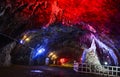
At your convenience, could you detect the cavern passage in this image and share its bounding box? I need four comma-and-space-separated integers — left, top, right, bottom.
0, 0, 120, 68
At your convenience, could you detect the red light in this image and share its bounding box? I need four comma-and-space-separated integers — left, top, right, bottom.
60, 58, 65, 64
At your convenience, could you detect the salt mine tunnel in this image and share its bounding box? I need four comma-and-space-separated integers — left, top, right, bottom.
0, 0, 120, 71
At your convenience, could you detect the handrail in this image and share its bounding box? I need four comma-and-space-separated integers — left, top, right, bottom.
73, 62, 120, 77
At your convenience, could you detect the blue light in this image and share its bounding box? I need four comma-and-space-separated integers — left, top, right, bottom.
20, 40, 23, 44
37, 48, 45, 54
35, 47, 45, 56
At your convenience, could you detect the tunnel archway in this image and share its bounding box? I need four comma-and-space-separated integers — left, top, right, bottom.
10, 22, 120, 66
11, 23, 84, 65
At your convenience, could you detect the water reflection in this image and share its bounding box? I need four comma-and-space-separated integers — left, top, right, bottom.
30, 70, 43, 73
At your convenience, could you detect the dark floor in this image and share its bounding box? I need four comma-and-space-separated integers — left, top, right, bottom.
0, 65, 103, 77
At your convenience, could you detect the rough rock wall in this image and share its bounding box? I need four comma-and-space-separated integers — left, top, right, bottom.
0, 42, 16, 66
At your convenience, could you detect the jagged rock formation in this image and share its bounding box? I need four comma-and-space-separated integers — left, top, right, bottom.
0, 0, 120, 37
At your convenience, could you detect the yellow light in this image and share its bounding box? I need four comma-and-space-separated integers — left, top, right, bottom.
52, 54, 57, 59
52, 55, 56, 58
48, 52, 54, 57
25, 38, 30, 42
22, 35, 27, 39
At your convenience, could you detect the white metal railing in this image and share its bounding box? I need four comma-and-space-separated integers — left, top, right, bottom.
73, 62, 120, 77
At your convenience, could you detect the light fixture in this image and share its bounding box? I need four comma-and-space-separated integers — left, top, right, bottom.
104, 61, 108, 65
25, 37, 30, 42
20, 40, 23, 44
35, 47, 45, 56
48, 52, 54, 57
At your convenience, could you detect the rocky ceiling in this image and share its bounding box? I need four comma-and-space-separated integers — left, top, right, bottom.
0, 0, 120, 37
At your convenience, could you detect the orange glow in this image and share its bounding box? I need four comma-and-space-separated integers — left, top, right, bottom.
60, 58, 66, 64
